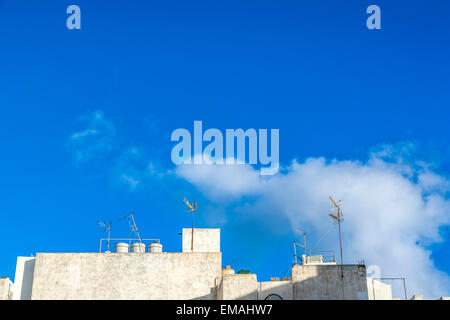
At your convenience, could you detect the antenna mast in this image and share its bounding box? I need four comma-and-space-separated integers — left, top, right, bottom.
97, 220, 112, 251
183, 198, 197, 251
118, 212, 144, 251
328, 196, 344, 265
294, 230, 307, 265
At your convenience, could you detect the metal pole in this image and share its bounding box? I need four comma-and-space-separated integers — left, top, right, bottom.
107, 229, 110, 251
131, 214, 142, 243
403, 278, 407, 300
338, 208, 343, 265
191, 210, 195, 251
130, 213, 144, 252
338, 208, 345, 299
293, 241, 297, 265
304, 234, 307, 257
372, 278, 376, 300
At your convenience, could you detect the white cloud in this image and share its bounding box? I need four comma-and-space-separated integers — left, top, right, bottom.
112, 147, 166, 190
67, 111, 166, 190
65, 113, 450, 298
67, 110, 117, 162
120, 173, 140, 189
176, 145, 450, 298
175, 156, 263, 200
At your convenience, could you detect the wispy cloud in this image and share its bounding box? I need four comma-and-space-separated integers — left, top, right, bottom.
111, 147, 166, 190
175, 144, 450, 298
67, 111, 117, 162
67, 111, 166, 191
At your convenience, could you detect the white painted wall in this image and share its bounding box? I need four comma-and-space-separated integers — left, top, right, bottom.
31, 252, 221, 300
0, 278, 13, 300
259, 281, 293, 300
292, 264, 368, 300
218, 274, 294, 300
367, 278, 393, 300
182, 228, 220, 253
12, 257, 35, 300
218, 274, 258, 300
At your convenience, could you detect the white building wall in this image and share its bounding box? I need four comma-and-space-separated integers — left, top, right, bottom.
0, 277, 13, 300
367, 278, 393, 300
292, 264, 368, 300
182, 228, 220, 253
258, 281, 293, 300
12, 256, 35, 300
218, 274, 258, 300
218, 274, 294, 300
30, 252, 221, 300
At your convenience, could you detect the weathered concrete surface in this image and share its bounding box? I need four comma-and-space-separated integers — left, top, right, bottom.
259, 281, 293, 300
31, 252, 221, 300
218, 276, 293, 300
292, 264, 368, 300
218, 274, 258, 300
182, 228, 220, 253
12, 257, 35, 300
367, 278, 392, 300
0, 277, 13, 300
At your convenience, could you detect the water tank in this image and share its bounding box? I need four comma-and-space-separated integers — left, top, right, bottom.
238, 270, 251, 274
115, 242, 129, 253
148, 241, 162, 253
270, 277, 280, 281
222, 265, 235, 275
131, 242, 146, 253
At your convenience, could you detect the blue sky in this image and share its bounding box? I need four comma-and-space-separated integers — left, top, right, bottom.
1, 0, 450, 298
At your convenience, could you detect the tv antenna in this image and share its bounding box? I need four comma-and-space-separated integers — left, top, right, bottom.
328, 196, 344, 266
293, 230, 307, 265
183, 198, 197, 251
118, 212, 144, 251
97, 220, 112, 251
